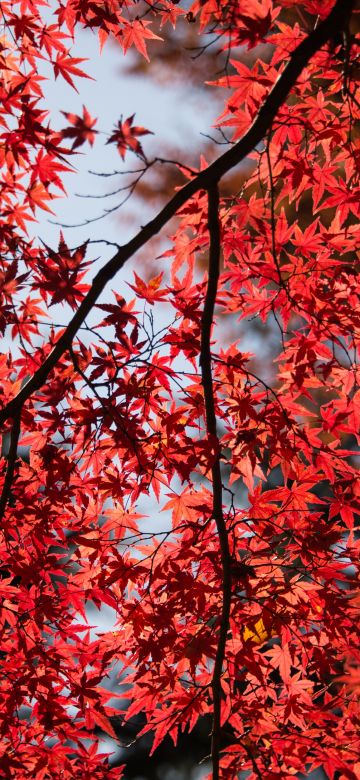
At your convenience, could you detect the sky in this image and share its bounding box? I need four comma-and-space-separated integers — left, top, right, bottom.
38, 22, 219, 251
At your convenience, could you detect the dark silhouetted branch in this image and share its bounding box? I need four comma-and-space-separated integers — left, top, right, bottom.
201, 184, 232, 780
0, 413, 21, 522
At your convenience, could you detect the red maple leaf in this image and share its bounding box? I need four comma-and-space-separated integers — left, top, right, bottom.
106, 114, 153, 160
53, 53, 93, 91
61, 105, 98, 149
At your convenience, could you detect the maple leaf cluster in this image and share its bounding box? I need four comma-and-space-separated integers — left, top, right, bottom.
0, 1, 359, 780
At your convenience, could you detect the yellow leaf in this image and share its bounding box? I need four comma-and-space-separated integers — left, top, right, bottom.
243, 617, 268, 645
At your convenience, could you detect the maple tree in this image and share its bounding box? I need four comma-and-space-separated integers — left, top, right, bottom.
0, 0, 359, 778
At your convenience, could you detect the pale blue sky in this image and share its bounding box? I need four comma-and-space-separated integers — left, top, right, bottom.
38, 24, 219, 253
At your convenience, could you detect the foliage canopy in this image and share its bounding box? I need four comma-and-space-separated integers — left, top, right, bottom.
0, 1, 359, 778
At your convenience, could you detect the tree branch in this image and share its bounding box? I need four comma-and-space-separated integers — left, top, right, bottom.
201, 185, 231, 780
0, 413, 21, 521
0, 0, 354, 429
